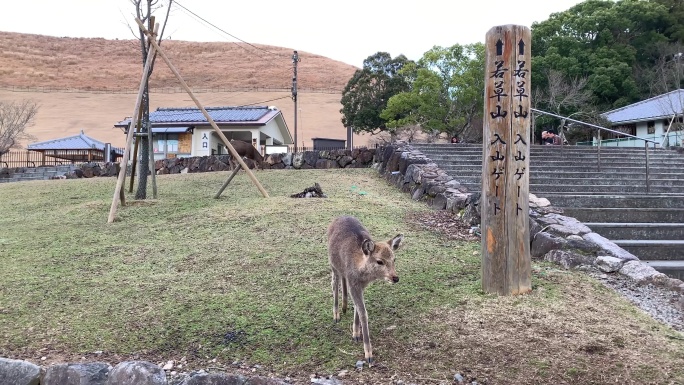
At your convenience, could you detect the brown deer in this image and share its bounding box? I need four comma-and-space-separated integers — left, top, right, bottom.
327, 216, 404, 366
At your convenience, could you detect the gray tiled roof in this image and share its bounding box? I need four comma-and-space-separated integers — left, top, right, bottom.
27, 131, 121, 153
115, 106, 276, 127
152, 106, 269, 123
603, 89, 684, 124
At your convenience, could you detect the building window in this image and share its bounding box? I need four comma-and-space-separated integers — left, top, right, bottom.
154, 134, 180, 153
647, 121, 655, 134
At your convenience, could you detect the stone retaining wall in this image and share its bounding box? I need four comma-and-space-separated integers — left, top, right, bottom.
27, 148, 378, 180
0, 357, 289, 385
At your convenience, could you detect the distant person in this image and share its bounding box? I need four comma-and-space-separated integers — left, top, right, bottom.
451, 135, 460, 144
542, 131, 558, 145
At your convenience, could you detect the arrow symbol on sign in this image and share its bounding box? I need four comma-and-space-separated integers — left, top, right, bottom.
518, 39, 525, 55
496, 39, 503, 56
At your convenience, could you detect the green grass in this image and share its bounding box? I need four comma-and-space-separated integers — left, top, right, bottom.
1, 169, 682, 384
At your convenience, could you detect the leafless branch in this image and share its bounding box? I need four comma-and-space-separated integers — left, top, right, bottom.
0, 100, 38, 154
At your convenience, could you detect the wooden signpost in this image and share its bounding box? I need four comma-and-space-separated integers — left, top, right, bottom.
481, 25, 532, 295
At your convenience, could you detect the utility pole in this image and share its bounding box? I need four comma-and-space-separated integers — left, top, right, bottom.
292, 50, 300, 152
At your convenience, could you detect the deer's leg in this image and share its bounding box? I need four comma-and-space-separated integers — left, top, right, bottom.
352, 304, 361, 342
331, 271, 340, 323
349, 287, 373, 366
341, 277, 348, 314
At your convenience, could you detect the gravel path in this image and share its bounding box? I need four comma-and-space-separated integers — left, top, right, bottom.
584, 267, 684, 333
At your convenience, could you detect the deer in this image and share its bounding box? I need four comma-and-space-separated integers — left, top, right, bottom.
327, 215, 404, 367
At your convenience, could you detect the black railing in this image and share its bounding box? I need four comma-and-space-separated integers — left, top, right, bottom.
531, 108, 659, 193
0, 148, 125, 168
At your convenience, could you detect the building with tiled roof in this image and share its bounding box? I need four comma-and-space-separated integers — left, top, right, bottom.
114, 106, 292, 159
602, 90, 684, 147
27, 131, 124, 163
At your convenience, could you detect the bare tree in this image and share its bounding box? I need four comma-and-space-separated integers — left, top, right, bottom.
129, 0, 173, 199
0, 100, 38, 155
533, 69, 596, 143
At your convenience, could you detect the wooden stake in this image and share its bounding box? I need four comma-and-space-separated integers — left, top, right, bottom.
134, 18, 270, 199
214, 165, 242, 199
108, 23, 160, 223
481, 25, 532, 295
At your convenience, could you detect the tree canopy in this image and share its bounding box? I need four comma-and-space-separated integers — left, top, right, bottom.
531, 0, 672, 111
339, 52, 412, 135
380, 43, 485, 139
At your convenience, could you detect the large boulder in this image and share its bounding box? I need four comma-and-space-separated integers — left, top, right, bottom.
180, 372, 290, 385
619, 261, 667, 283
281, 152, 293, 167
0, 358, 40, 385
292, 152, 305, 169
543, 249, 594, 269
43, 362, 111, 385
303, 151, 319, 167
106, 361, 166, 385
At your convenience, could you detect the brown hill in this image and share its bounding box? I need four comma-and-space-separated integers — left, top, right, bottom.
0, 31, 371, 148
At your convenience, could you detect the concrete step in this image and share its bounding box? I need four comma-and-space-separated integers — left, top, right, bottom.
545, 194, 684, 209
613, 240, 684, 260
584, 222, 684, 240
641, 260, 684, 280
462, 183, 682, 194
422, 153, 684, 162
562, 208, 684, 223
443, 165, 677, 173
453, 176, 684, 187
443, 170, 684, 181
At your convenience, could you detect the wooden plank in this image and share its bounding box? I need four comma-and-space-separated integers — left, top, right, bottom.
505, 25, 531, 295
481, 25, 531, 295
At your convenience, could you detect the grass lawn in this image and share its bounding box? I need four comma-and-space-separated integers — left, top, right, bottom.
0, 169, 682, 384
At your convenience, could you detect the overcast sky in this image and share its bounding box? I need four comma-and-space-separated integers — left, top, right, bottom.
1, 0, 585, 67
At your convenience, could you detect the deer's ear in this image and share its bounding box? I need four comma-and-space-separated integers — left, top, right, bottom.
362, 239, 375, 256
388, 234, 404, 251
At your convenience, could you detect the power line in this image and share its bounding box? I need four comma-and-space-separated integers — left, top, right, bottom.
170, 1, 309, 90
238, 95, 291, 107
173, 1, 287, 60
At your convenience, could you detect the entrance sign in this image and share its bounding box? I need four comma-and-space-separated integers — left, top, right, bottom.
481, 25, 531, 295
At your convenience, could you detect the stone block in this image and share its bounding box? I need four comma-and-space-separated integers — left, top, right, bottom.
0, 358, 40, 385
106, 361, 166, 385
43, 362, 110, 385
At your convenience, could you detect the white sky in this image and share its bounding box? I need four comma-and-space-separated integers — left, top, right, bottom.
0, 0, 585, 67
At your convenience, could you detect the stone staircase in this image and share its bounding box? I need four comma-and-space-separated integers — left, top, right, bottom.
411, 143, 684, 279
0, 165, 75, 183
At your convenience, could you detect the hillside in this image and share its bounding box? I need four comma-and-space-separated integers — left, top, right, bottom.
0, 31, 368, 148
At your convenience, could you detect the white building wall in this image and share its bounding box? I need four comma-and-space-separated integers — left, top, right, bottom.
192, 128, 214, 157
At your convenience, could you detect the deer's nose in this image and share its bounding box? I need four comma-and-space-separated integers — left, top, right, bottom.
392, 276, 399, 283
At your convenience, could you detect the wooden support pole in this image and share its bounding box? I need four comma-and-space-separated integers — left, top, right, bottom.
214, 165, 242, 199
107, 23, 160, 223
134, 18, 270, 199
481, 25, 532, 295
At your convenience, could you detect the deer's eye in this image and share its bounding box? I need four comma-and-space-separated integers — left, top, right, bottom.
376, 260, 385, 265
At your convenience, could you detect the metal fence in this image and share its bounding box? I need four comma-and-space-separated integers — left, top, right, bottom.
0, 148, 125, 168
0, 85, 342, 95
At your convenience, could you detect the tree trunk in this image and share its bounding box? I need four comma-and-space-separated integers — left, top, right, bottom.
135, 83, 150, 199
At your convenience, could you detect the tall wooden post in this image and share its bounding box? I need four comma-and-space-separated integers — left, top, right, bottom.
481, 25, 532, 295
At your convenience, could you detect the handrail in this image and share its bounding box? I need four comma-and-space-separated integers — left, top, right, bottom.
531, 108, 657, 193
531, 108, 659, 144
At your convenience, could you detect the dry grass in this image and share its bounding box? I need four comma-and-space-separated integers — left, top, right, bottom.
0, 31, 375, 147
0, 170, 682, 385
